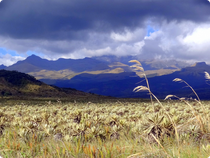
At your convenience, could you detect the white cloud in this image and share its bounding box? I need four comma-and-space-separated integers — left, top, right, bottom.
0, 54, 25, 66
115, 41, 145, 56
178, 25, 210, 54
111, 31, 133, 42
111, 28, 145, 42
144, 30, 162, 40
140, 20, 210, 62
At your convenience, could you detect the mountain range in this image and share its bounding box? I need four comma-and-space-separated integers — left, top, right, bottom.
1, 55, 189, 79
6, 55, 110, 73
42, 62, 210, 99
1, 55, 210, 99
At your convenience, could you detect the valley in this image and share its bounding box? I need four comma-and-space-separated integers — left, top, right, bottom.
1, 55, 210, 100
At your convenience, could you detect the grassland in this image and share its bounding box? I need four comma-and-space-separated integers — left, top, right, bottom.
0, 98, 209, 158
0, 60, 209, 158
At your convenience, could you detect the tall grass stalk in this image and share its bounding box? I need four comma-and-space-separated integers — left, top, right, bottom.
173, 77, 206, 114
130, 60, 181, 158
173, 78, 201, 102
129, 60, 154, 111
170, 77, 209, 134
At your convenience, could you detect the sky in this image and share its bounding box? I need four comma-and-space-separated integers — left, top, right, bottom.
0, 0, 210, 66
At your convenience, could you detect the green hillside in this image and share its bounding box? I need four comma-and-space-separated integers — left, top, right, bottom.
0, 70, 96, 100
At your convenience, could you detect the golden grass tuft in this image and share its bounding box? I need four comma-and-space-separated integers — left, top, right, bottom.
204, 71, 210, 80
129, 60, 142, 66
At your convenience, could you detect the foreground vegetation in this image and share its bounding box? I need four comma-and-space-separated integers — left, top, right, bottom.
0, 99, 209, 157
0, 60, 209, 157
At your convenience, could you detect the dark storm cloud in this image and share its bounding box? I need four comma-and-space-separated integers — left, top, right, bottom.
1, 0, 210, 66
0, 0, 210, 40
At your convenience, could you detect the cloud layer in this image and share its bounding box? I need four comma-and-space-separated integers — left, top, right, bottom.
0, 0, 210, 65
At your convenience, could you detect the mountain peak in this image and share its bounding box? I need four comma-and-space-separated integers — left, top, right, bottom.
26, 54, 42, 60
195, 62, 207, 66
0, 64, 7, 69
191, 62, 208, 67
25, 55, 45, 64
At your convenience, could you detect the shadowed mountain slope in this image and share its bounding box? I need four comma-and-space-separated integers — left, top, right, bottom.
42, 62, 210, 99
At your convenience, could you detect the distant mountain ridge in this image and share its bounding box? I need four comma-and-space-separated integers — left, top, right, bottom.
43, 62, 210, 99
92, 55, 190, 70
0, 55, 209, 99
6, 55, 110, 73
0, 55, 191, 81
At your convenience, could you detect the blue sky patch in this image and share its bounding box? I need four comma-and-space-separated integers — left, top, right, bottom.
146, 25, 158, 37
0, 47, 21, 56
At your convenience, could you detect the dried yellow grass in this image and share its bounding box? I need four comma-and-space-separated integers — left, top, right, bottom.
129, 60, 142, 66
164, 95, 176, 100
133, 86, 149, 92
130, 65, 144, 71
173, 78, 183, 82
204, 71, 210, 80
129, 59, 154, 110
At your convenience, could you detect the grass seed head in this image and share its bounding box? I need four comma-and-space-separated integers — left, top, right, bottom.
130, 65, 144, 71
204, 71, 210, 80
129, 60, 142, 66
173, 78, 183, 82
133, 86, 149, 92
179, 97, 186, 101
165, 95, 175, 100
